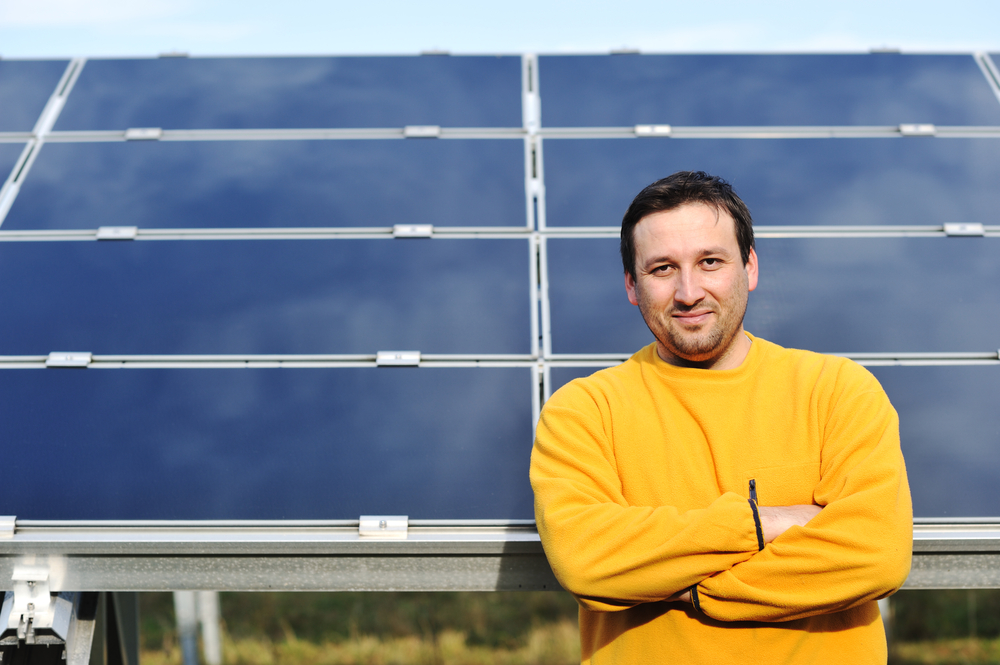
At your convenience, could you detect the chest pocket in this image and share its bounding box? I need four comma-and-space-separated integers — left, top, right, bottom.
746, 462, 822, 506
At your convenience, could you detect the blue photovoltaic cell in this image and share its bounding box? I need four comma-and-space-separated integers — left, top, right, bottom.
4, 140, 525, 230
539, 54, 1000, 127
55, 56, 522, 130
870, 366, 1000, 518
0, 239, 530, 355
0, 367, 534, 520
547, 237, 1000, 354
543, 138, 1000, 227
0, 143, 26, 181
0, 60, 68, 132
548, 365, 1000, 518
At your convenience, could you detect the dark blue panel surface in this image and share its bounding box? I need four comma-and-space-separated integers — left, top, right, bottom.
0, 143, 26, 182
547, 237, 1000, 354
0, 239, 530, 354
543, 138, 1000, 227
5, 140, 525, 230
540, 54, 1000, 127
0, 60, 68, 132
548, 365, 1000, 518
0, 367, 534, 519
55, 56, 522, 130
871, 366, 1000, 518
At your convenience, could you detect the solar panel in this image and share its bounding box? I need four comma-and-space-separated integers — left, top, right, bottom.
4, 139, 526, 230
539, 54, 1000, 127
547, 237, 1000, 354
0, 239, 532, 355
0, 60, 69, 132
543, 137, 1000, 227
0, 367, 534, 519
1, 53, 997, 582
54, 56, 523, 130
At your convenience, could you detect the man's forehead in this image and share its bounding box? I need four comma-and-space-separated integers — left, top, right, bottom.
634, 202, 738, 244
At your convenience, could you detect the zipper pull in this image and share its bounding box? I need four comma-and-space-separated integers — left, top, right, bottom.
749, 478, 758, 504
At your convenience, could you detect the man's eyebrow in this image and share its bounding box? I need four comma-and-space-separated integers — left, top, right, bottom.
642, 247, 732, 268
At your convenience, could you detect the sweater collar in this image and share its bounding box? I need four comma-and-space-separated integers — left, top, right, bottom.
638, 332, 766, 383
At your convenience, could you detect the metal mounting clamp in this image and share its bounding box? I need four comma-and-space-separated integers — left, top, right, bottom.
634, 124, 672, 137
359, 516, 408, 539
124, 127, 163, 141
899, 123, 936, 136
45, 352, 92, 368
376, 351, 420, 367
96, 226, 138, 240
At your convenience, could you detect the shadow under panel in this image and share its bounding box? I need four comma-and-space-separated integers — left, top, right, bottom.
547, 236, 1000, 354
547, 364, 1000, 518
539, 53, 1000, 127
55, 56, 523, 130
543, 137, 1000, 227
0, 60, 69, 132
0, 366, 534, 520
5, 139, 526, 230
0, 238, 531, 355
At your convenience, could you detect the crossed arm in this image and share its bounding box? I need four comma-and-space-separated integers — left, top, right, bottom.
530, 381, 913, 622
669, 504, 822, 603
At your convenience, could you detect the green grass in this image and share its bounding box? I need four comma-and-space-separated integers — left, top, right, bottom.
140, 590, 1000, 665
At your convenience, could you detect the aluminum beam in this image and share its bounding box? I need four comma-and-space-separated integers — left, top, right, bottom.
0, 522, 996, 591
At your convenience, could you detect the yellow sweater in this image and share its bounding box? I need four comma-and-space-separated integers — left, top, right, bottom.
531, 336, 912, 664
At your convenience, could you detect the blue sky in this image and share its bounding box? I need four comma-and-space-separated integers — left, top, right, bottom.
1, 0, 999, 58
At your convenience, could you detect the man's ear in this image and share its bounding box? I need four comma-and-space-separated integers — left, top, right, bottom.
746, 248, 759, 293
625, 271, 640, 306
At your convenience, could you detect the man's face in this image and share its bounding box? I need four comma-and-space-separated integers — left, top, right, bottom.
624, 202, 758, 369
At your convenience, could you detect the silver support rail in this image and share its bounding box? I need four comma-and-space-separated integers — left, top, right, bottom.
0, 521, 995, 591
539, 125, 1000, 139
0, 522, 558, 592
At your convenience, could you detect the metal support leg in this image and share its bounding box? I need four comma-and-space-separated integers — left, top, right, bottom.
196, 593, 220, 665
173, 593, 198, 665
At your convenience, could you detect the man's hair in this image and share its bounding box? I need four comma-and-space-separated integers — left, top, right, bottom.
620, 171, 755, 280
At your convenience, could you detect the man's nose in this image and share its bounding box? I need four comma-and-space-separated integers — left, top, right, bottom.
673, 270, 706, 305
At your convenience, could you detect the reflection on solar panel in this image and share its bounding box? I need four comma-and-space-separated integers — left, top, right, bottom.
1, 52, 999, 521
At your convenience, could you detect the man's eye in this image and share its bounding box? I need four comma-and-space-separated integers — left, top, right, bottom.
702, 258, 721, 268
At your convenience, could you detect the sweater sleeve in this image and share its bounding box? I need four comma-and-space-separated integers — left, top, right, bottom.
695, 371, 913, 622
530, 382, 761, 612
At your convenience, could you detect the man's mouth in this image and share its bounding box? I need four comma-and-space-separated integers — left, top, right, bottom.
671, 310, 714, 326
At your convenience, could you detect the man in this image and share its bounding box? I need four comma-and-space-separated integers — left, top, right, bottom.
530, 171, 912, 664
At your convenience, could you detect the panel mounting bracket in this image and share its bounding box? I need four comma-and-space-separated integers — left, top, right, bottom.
943, 222, 985, 236
634, 124, 672, 137
359, 515, 408, 539
45, 352, 92, 368
96, 226, 138, 240
393, 224, 433, 238
403, 125, 441, 138
898, 123, 936, 136
124, 127, 163, 141
375, 351, 421, 367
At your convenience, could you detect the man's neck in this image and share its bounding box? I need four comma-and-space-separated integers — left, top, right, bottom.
655, 328, 753, 371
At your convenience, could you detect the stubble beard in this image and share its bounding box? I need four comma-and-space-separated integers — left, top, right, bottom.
637, 280, 749, 364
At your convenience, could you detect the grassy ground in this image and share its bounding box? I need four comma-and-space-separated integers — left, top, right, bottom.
139, 590, 1000, 665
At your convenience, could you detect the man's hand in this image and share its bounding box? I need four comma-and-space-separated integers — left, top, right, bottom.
758, 504, 822, 543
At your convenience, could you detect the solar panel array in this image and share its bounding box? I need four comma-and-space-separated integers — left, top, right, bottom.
1, 53, 998, 521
